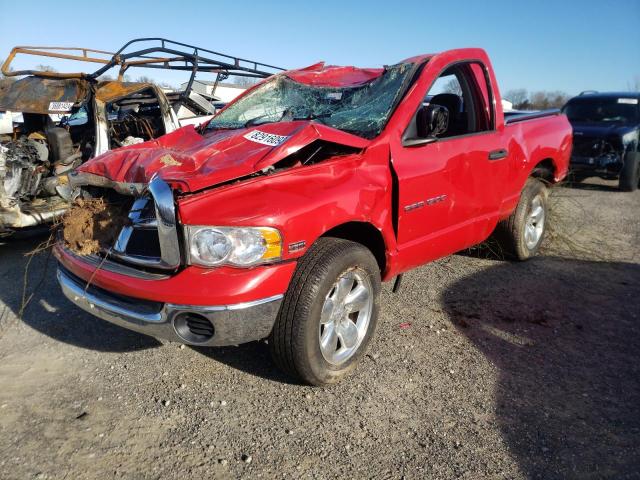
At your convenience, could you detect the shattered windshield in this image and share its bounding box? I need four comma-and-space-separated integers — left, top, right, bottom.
564, 98, 639, 123
207, 63, 414, 139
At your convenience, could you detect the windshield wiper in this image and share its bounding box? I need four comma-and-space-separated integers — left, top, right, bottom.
244, 114, 280, 128
244, 111, 331, 128
294, 113, 331, 120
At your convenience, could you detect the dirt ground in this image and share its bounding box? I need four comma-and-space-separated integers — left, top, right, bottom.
0, 178, 639, 480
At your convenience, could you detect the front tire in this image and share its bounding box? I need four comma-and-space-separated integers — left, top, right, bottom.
494, 178, 549, 261
269, 237, 381, 386
619, 151, 640, 192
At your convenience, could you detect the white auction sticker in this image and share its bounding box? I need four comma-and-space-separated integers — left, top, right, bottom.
618, 98, 638, 105
243, 130, 289, 147
48, 101, 74, 112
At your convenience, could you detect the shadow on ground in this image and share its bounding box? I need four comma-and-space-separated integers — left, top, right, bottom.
191, 342, 300, 385
442, 256, 640, 479
562, 177, 621, 192
0, 236, 161, 352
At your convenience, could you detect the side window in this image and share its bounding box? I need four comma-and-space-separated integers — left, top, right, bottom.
418, 62, 494, 139
427, 73, 462, 97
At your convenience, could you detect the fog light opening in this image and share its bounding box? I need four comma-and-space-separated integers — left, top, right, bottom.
173, 312, 215, 344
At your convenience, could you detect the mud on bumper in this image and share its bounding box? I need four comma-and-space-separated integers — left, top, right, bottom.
57, 267, 283, 346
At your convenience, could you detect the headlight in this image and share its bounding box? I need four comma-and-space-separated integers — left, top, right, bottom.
622, 131, 638, 146
186, 226, 282, 267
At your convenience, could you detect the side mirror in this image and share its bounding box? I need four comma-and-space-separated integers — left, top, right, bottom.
403, 103, 450, 147
417, 104, 449, 138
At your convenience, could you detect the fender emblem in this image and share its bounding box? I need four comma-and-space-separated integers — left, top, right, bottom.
404, 194, 447, 212
426, 194, 447, 205
288, 241, 306, 253
404, 201, 425, 212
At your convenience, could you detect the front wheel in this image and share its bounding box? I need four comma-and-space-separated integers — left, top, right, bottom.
494, 178, 549, 261
619, 151, 640, 192
269, 237, 380, 386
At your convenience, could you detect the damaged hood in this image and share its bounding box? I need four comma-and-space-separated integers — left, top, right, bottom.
76, 122, 370, 192
572, 122, 638, 138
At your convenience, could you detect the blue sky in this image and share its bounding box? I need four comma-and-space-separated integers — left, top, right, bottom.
1, 0, 638, 96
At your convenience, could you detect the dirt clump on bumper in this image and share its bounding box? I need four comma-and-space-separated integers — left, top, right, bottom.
61, 198, 129, 256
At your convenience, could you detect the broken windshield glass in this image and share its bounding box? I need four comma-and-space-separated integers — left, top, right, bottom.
207, 63, 414, 139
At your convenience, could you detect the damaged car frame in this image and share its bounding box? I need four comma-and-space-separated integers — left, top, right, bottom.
0, 38, 282, 234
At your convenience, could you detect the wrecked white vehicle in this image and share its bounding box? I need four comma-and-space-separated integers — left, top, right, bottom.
0, 39, 282, 234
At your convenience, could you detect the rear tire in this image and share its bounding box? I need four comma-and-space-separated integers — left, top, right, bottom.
269, 237, 380, 386
494, 178, 549, 261
619, 151, 640, 192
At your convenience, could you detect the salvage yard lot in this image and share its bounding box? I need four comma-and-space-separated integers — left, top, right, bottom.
0, 179, 639, 479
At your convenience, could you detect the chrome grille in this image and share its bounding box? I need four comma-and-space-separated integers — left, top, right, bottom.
110, 176, 181, 271
572, 137, 614, 158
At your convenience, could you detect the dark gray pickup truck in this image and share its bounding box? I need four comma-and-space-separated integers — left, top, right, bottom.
562, 92, 640, 191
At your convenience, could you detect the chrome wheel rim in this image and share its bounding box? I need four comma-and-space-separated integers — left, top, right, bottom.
524, 194, 545, 250
319, 269, 373, 366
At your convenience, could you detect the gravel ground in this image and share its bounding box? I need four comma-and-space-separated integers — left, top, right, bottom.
0, 178, 639, 480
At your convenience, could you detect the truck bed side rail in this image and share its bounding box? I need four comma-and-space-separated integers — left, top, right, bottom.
504, 109, 562, 125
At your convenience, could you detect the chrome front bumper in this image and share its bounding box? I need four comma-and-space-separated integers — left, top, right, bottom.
57, 268, 283, 346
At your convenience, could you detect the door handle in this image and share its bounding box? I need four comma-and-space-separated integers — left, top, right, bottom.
488, 149, 508, 161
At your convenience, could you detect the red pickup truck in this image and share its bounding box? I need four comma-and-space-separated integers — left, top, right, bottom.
55, 48, 572, 385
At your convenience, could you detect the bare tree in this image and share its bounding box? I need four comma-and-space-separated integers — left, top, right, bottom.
504, 89, 529, 109
509, 90, 571, 110
136, 75, 155, 84
34, 64, 57, 73
0, 58, 16, 88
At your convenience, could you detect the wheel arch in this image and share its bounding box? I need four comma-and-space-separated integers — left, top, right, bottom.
320, 221, 387, 274
531, 158, 557, 183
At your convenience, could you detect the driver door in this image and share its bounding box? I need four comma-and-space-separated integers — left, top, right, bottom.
391, 61, 509, 270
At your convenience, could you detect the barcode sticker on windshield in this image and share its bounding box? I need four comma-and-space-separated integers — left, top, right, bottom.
244, 130, 289, 147
48, 101, 74, 112
618, 98, 638, 105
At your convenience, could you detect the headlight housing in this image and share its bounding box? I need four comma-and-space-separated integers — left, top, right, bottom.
621, 131, 638, 147
186, 226, 282, 267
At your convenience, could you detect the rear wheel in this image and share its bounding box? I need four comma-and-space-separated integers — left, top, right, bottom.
269, 237, 380, 385
619, 151, 640, 192
494, 178, 549, 261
